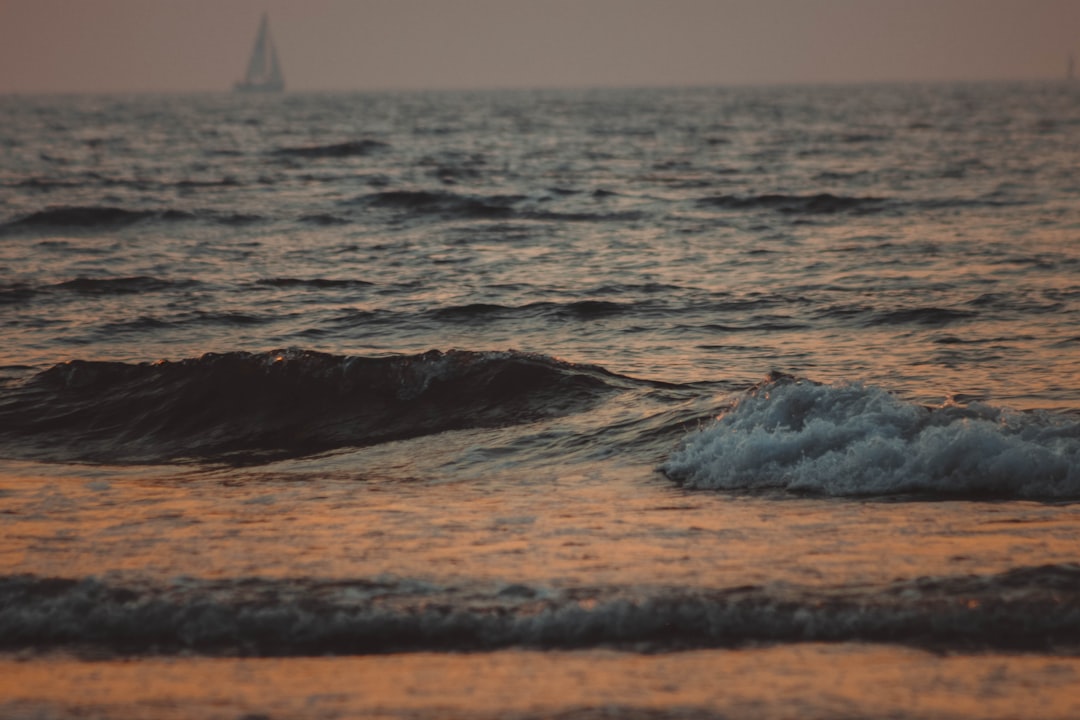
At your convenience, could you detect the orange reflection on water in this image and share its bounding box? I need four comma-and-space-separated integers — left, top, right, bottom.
3, 647, 1079, 719
4, 458, 1080, 590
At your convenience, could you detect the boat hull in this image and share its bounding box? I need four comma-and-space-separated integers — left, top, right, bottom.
234, 81, 285, 93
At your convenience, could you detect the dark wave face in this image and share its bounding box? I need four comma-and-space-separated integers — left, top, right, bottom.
662, 374, 1080, 500
0, 349, 627, 464
3, 564, 1078, 657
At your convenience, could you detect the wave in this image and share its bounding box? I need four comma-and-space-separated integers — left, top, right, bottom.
0, 206, 265, 234
815, 304, 980, 327
174, 177, 240, 189
95, 310, 275, 335
0, 206, 191, 231
3, 177, 84, 191
1, 276, 198, 304
3, 564, 1078, 657
694, 193, 1026, 216
255, 277, 374, 289
272, 139, 390, 159
358, 189, 523, 219
697, 193, 886, 214
871, 307, 979, 326
0, 348, 626, 465
429, 300, 637, 322
350, 190, 642, 223
298, 213, 351, 225
53, 276, 197, 295
0, 282, 38, 304
661, 373, 1080, 500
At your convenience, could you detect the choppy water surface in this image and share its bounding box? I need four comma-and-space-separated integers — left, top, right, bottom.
1, 83, 1079, 718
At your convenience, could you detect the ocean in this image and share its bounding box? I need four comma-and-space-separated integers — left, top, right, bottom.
1, 82, 1078, 718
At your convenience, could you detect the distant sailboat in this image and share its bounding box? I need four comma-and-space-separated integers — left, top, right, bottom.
235, 13, 284, 93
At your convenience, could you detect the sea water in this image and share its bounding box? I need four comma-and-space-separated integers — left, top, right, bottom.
1, 83, 1079, 718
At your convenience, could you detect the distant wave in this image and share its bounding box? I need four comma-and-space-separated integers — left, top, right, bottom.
95, 310, 275, 335
0, 348, 627, 464
3, 564, 1078, 656
54, 276, 198, 295
697, 193, 886, 214
298, 213, 351, 225
662, 373, 1080, 500
429, 299, 638, 323
351, 190, 643, 223
0, 282, 38, 305
358, 189, 523, 219
0, 206, 192, 230
272, 139, 390, 159
696, 193, 1034, 215
0, 276, 198, 304
0, 206, 265, 234
814, 304, 980, 327
255, 277, 374, 289
870, 306, 980, 326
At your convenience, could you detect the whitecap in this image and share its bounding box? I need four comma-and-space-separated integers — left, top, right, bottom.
661, 376, 1080, 499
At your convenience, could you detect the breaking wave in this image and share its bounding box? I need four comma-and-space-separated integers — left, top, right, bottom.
0, 349, 626, 465
3, 564, 1078, 657
661, 374, 1080, 499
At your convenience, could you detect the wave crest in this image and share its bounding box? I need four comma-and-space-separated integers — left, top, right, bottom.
661, 374, 1080, 499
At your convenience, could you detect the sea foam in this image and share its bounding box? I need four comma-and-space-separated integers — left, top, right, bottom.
3, 566, 1078, 656
661, 375, 1080, 499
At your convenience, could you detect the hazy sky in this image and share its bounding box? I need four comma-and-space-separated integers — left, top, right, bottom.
1, 0, 1078, 93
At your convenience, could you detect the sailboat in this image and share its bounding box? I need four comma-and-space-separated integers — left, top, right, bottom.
234, 13, 284, 93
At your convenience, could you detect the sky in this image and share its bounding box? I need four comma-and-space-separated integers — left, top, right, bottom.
0, 0, 1078, 94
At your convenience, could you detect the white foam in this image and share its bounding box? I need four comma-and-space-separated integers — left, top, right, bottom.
661, 379, 1080, 498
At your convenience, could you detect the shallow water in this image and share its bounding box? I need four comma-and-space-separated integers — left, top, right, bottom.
5, 648, 1080, 719
1, 83, 1079, 717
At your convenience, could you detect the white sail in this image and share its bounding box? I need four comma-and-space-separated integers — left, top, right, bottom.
267, 34, 283, 87
235, 13, 284, 93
